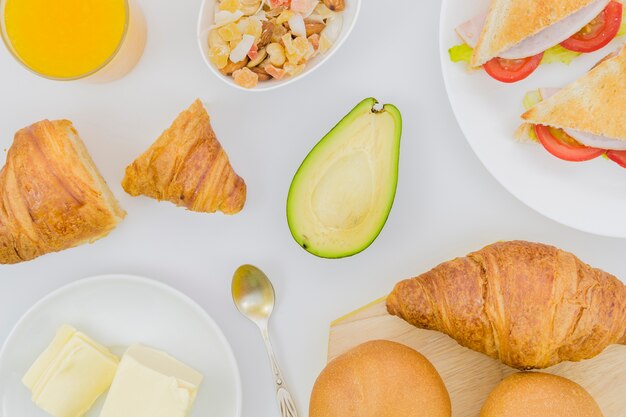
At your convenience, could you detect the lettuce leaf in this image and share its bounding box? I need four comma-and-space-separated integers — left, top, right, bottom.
448, 43, 473, 64
515, 123, 539, 143
520, 90, 544, 142
522, 90, 543, 111
448, 43, 582, 67
541, 45, 581, 65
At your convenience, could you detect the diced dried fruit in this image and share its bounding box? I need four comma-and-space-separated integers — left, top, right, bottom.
209, 45, 231, 69
219, 0, 240, 12
240, 0, 261, 15
294, 36, 312, 53
276, 10, 295, 25
282, 33, 294, 50
218, 22, 242, 42
314, 3, 334, 19
265, 64, 287, 79
308, 33, 320, 50
247, 43, 259, 60
208, 29, 228, 48
236, 17, 249, 32
266, 42, 286, 67
285, 35, 313, 63
248, 47, 268, 67
245, 17, 263, 40
233, 67, 259, 88
318, 32, 332, 53
268, 0, 290, 9
290, 0, 312, 13
284, 61, 306, 76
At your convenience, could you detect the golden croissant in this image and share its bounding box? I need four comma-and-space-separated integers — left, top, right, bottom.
0, 120, 126, 264
386, 241, 626, 369
122, 99, 246, 214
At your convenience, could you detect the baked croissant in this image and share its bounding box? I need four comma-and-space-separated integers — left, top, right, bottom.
0, 120, 126, 264
122, 99, 246, 214
386, 241, 626, 369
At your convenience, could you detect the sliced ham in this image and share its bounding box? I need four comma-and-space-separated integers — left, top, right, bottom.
456, 0, 610, 58
565, 129, 626, 150
535, 87, 626, 150
455, 12, 486, 48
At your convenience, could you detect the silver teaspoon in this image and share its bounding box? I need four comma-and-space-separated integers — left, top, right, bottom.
232, 265, 299, 417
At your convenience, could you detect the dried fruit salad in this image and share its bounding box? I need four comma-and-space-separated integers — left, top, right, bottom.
209, 0, 345, 88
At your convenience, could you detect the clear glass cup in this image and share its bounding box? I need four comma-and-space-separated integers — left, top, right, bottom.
0, 0, 147, 82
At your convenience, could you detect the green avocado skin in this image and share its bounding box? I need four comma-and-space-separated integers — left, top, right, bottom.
286, 97, 402, 259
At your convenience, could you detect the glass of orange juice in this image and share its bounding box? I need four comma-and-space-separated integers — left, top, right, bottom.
0, 0, 146, 82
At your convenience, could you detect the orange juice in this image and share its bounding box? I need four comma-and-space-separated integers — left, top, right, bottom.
3, 0, 128, 79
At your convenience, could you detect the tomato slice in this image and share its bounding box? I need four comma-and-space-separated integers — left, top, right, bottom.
534, 124, 605, 162
561, 1, 623, 53
606, 150, 626, 168
483, 53, 544, 83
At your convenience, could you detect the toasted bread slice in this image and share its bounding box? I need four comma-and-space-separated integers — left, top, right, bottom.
122, 100, 246, 214
471, 0, 597, 67
522, 46, 626, 141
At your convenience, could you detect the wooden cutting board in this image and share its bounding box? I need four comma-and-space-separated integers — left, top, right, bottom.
328, 298, 626, 417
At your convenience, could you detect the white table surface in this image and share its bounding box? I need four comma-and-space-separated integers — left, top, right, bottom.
1, 1, 625, 416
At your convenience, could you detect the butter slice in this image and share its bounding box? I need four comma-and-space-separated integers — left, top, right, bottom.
99, 344, 203, 417
23, 325, 119, 417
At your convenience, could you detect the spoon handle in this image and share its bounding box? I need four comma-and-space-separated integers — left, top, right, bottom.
261, 327, 299, 417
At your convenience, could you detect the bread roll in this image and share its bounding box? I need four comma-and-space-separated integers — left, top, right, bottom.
309, 340, 451, 417
480, 372, 603, 417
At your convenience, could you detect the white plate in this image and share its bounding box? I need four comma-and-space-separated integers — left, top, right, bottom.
440, 0, 626, 238
197, 0, 361, 92
0, 275, 241, 417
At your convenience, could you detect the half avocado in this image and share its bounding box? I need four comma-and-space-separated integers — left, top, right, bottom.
287, 98, 402, 259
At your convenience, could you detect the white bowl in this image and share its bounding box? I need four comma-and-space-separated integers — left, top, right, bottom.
197, 0, 361, 92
